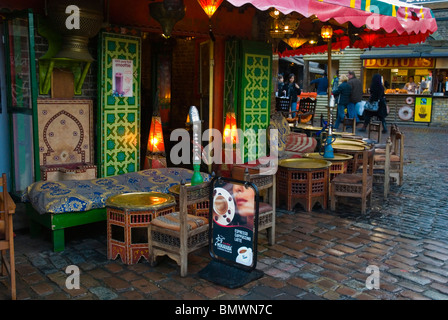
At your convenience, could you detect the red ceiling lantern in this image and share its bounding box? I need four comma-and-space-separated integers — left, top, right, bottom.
197, 0, 224, 19
223, 111, 239, 145
360, 32, 379, 49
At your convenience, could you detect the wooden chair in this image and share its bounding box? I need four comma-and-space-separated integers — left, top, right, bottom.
373, 137, 392, 199
368, 121, 382, 143
275, 96, 292, 117
342, 117, 356, 134
295, 97, 316, 124
330, 148, 375, 214
231, 164, 276, 245
148, 181, 210, 277
374, 131, 404, 186
374, 124, 399, 154
0, 173, 16, 300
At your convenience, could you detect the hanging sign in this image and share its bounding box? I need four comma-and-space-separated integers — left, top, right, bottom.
112, 59, 134, 97
363, 58, 434, 69
414, 97, 432, 123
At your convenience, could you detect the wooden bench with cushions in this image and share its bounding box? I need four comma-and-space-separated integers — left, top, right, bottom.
25, 168, 211, 252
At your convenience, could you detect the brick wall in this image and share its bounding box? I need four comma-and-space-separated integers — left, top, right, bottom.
171, 38, 199, 129
434, 9, 448, 41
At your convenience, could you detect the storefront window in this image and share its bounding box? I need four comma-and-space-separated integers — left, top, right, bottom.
363, 58, 435, 95
433, 69, 448, 96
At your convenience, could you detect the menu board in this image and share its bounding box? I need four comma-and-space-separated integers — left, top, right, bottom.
209, 177, 259, 270
414, 97, 432, 123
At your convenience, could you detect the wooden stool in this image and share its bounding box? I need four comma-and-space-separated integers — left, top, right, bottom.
107, 192, 176, 264
342, 117, 356, 134
368, 121, 382, 142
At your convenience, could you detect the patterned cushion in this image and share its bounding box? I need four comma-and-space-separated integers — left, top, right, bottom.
374, 154, 400, 162
151, 212, 208, 231
285, 133, 317, 154
27, 168, 211, 214
269, 112, 291, 156
259, 202, 273, 214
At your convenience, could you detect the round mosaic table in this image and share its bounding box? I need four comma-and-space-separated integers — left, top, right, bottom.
277, 158, 331, 212
106, 192, 176, 265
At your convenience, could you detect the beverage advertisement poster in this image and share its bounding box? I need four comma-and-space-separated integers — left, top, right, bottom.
210, 178, 259, 270
112, 59, 134, 97
414, 97, 432, 123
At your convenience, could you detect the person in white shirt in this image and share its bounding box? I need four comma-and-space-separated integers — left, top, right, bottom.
404, 76, 418, 93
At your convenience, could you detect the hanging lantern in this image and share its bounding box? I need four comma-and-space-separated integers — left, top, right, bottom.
360, 32, 379, 49
223, 111, 239, 145
284, 37, 309, 49
269, 8, 282, 19
197, 0, 224, 19
308, 33, 319, 45
149, 0, 186, 38
321, 25, 333, 41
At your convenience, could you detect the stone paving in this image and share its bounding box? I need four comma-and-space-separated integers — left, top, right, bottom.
1, 124, 448, 301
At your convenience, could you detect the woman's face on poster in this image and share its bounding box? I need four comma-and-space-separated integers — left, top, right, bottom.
233, 184, 255, 220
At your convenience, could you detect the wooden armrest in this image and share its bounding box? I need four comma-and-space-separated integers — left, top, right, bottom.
0, 192, 16, 215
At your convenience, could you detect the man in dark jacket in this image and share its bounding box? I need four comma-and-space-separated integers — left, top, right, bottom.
310, 73, 328, 95
332, 74, 352, 130
347, 71, 363, 122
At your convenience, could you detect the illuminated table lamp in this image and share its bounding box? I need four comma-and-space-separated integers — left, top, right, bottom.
144, 115, 167, 169
223, 111, 239, 146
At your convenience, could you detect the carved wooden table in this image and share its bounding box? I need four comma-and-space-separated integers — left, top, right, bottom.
277, 158, 331, 212
106, 192, 175, 264
303, 153, 353, 181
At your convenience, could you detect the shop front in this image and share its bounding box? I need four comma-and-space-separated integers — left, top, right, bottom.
361, 49, 448, 126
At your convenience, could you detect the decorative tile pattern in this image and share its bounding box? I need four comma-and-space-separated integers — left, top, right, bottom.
240, 50, 271, 163
37, 99, 94, 166
99, 32, 141, 177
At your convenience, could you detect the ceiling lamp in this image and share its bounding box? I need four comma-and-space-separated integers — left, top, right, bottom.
269, 17, 299, 39
197, 0, 224, 19
269, 8, 282, 19
308, 33, 319, 45
321, 25, 333, 42
360, 32, 379, 49
284, 37, 309, 49
149, 0, 186, 38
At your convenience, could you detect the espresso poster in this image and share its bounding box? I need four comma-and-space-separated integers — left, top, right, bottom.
211, 180, 258, 269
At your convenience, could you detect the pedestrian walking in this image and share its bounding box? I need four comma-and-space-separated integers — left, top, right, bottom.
310, 73, 328, 95
282, 73, 301, 117
359, 73, 388, 133
347, 71, 363, 123
276, 74, 284, 97
332, 74, 351, 130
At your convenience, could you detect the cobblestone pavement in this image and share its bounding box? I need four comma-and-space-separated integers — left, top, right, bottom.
1, 124, 448, 301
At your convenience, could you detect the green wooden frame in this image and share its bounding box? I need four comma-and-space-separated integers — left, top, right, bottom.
26, 204, 107, 252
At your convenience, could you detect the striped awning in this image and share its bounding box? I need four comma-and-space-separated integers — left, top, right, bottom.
227, 0, 438, 56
